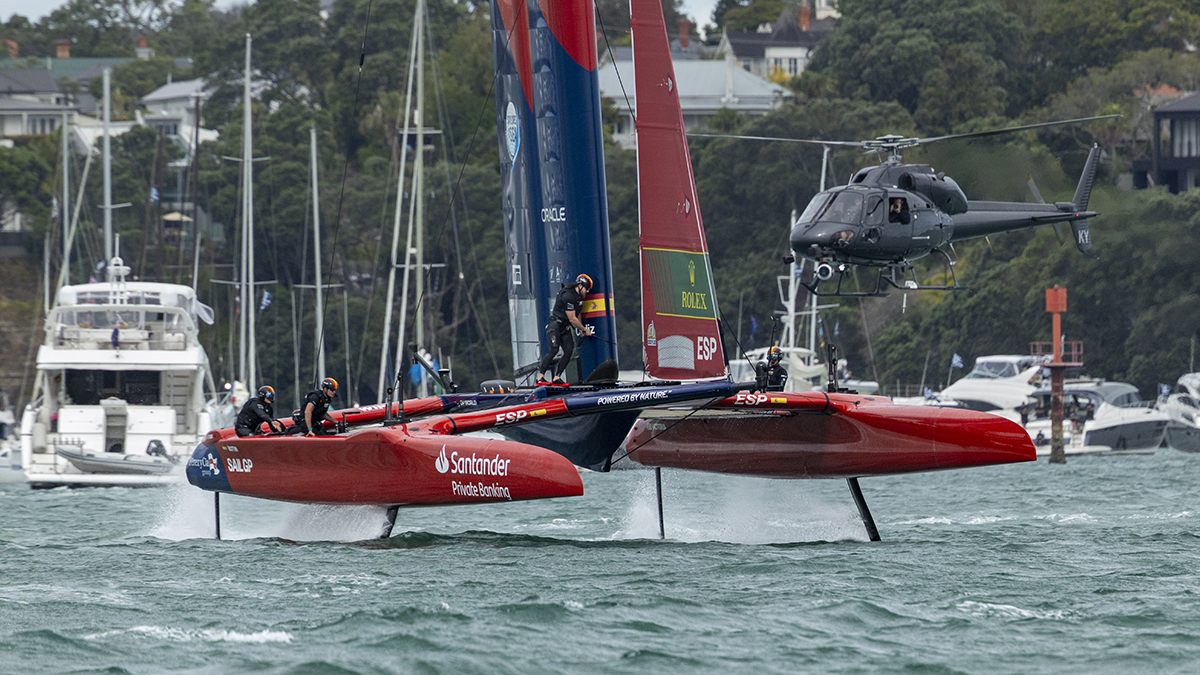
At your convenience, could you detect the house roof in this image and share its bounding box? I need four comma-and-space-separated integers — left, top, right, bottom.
1, 57, 194, 84
142, 78, 207, 104
1156, 91, 1200, 114
721, 10, 835, 59
0, 98, 72, 112
598, 58, 790, 115
0, 68, 60, 95
601, 38, 713, 64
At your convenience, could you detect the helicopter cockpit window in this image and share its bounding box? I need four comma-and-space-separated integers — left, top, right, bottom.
818, 191, 864, 225
797, 193, 831, 224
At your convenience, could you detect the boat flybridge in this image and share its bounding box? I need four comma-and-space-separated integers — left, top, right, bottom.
20, 255, 222, 488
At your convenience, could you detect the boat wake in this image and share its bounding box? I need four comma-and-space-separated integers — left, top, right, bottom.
148, 485, 390, 542
613, 472, 868, 544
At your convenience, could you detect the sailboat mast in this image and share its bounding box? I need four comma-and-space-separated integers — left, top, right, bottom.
239, 34, 252, 389
311, 122, 326, 382
246, 34, 258, 393
414, 0, 427, 397
61, 108, 69, 285
374, 17, 422, 398
103, 67, 112, 262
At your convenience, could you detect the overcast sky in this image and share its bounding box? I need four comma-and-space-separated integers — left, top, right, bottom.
5, 0, 721, 36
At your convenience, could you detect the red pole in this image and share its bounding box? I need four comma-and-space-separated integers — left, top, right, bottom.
1046, 287, 1067, 464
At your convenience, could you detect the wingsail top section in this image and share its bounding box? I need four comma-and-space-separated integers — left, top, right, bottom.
631, 0, 726, 380
491, 0, 549, 373
528, 0, 618, 378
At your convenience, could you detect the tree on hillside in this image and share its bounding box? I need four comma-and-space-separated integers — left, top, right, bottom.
809, 0, 1029, 127
1033, 0, 1200, 74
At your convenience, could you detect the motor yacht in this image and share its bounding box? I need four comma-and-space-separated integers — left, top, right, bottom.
1025, 380, 1169, 455
19, 255, 223, 488
1157, 373, 1200, 452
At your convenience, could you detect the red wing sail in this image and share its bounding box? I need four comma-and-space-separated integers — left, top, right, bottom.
631, 0, 725, 380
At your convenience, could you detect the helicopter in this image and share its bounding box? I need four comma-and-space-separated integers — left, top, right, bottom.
692, 116, 1115, 297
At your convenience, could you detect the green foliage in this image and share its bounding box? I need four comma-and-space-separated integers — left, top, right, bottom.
722, 0, 784, 32
809, 0, 1029, 125
0, 143, 52, 233
1033, 0, 1200, 75
868, 186, 1200, 397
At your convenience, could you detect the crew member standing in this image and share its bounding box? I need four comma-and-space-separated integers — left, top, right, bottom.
755, 346, 789, 392
235, 385, 285, 437
293, 377, 338, 436
537, 274, 595, 386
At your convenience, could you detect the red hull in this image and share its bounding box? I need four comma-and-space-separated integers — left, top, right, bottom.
627, 399, 1036, 477
191, 428, 583, 506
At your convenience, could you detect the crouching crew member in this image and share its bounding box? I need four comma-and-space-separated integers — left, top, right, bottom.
536, 274, 595, 386
755, 346, 789, 392
236, 385, 285, 437
293, 377, 339, 436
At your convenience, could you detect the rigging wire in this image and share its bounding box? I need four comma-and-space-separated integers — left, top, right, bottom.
405, 0, 527, 371
311, 0, 374, 391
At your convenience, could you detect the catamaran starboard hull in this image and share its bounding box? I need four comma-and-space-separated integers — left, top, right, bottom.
627, 399, 1036, 477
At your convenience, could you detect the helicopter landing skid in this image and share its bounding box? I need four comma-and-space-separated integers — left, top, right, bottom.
801, 251, 966, 297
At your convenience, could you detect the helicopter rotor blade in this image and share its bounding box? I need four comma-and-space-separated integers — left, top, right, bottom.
913, 115, 1120, 147
1026, 174, 1065, 244
686, 133, 865, 148
1025, 174, 1046, 204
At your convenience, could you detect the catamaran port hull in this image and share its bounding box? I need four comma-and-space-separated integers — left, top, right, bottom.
186, 428, 584, 506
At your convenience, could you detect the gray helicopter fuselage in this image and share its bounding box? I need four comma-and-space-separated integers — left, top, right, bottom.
790, 173, 955, 266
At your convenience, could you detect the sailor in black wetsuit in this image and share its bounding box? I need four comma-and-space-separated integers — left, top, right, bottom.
537, 274, 596, 386
754, 346, 789, 393
292, 377, 338, 436
235, 386, 285, 437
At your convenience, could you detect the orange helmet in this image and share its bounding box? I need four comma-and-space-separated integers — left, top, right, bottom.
322, 377, 338, 394
576, 273, 593, 291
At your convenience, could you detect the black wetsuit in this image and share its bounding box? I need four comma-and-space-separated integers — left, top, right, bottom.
235, 397, 277, 437
754, 361, 788, 392
292, 390, 333, 434
538, 285, 586, 378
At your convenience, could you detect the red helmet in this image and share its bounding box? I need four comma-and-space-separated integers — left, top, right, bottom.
322, 377, 338, 394
576, 273, 593, 291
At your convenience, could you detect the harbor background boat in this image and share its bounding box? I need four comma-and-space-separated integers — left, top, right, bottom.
3, 452, 1200, 673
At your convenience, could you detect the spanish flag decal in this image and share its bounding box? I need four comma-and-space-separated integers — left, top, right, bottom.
771, 397, 787, 404
530, 408, 547, 417
581, 293, 612, 318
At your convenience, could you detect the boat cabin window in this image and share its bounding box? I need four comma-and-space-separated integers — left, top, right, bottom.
965, 360, 1023, 379
1111, 391, 1142, 407
65, 370, 161, 406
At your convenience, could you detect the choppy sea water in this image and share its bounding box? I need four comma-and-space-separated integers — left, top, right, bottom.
2, 451, 1199, 674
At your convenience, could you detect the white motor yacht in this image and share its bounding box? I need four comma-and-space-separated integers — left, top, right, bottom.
1158, 373, 1200, 452
939, 355, 1047, 419
1025, 380, 1169, 455
19, 255, 222, 488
